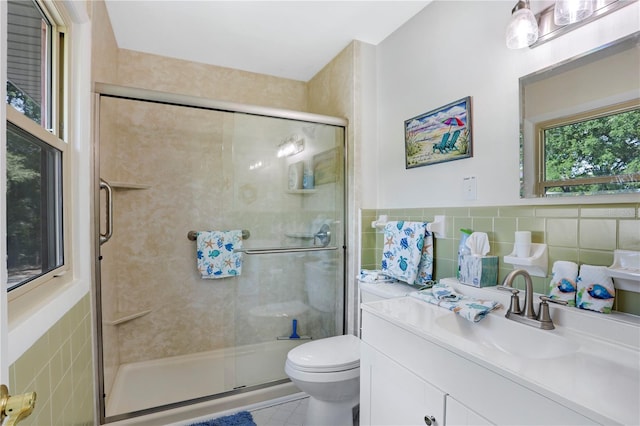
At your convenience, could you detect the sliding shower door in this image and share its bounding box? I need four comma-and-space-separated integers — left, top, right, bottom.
95, 90, 346, 422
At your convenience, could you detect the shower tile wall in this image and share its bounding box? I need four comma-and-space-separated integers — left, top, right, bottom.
361, 203, 640, 316
99, 98, 341, 397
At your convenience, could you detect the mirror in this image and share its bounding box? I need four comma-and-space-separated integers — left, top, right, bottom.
519, 32, 640, 198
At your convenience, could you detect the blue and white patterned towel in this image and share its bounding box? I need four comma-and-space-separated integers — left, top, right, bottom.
358, 269, 398, 283
409, 282, 500, 322
196, 230, 243, 279
381, 221, 433, 285
576, 265, 615, 313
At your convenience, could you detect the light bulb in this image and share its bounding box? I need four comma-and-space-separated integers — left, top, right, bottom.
554, 0, 595, 26
506, 3, 539, 49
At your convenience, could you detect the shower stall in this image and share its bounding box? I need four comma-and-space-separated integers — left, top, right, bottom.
93, 84, 347, 423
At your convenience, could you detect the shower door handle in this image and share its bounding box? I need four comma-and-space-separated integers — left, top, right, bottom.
99, 179, 113, 245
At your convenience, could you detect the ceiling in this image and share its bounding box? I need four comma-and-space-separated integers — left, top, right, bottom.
104, 1, 431, 81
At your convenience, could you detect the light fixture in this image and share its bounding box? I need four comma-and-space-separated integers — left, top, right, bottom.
277, 135, 304, 158
506, 0, 539, 49
554, 0, 595, 26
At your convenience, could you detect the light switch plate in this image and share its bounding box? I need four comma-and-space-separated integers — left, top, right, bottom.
463, 176, 477, 200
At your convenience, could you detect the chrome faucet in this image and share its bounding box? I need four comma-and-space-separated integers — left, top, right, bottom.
497, 269, 567, 330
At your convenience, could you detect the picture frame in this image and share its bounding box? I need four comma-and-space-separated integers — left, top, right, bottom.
404, 96, 473, 168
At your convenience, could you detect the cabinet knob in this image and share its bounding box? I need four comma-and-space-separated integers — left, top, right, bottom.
424, 415, 436, 425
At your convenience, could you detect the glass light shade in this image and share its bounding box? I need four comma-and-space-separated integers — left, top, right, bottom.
554, 0, 595, 26
506, 8, 539, 49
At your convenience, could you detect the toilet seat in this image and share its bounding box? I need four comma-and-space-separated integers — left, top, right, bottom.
286, 334, 360, 373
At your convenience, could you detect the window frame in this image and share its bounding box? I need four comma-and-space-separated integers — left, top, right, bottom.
534, 99, 640, 197
6, 0, 71, 301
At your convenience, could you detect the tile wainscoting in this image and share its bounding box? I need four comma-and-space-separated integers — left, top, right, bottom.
361, 203, 640, 316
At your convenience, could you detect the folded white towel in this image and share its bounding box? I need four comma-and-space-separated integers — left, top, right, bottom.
576, 265, 615, 313
548, 261, 578, 306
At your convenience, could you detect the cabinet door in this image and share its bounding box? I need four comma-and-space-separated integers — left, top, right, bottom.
361, 342, 445, 426
445, 395, 493, 426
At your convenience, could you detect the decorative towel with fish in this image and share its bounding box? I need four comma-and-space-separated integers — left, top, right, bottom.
380, 221, 434, 286
576, 264, 615, 313
548, 260, 578, 306
196, 230, 243, 279
409, 282, 500, 322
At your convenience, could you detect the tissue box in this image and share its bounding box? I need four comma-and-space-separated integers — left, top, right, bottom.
459, 255, 498, 287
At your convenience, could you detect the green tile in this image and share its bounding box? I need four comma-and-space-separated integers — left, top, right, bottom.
548, 247, 579, 264
444, 207, 470, 217
547, 219, 578, 247
453, 217, 473, 233
435, 238, 455, 261
619, 219, 640, 250
578, 249, 613, 267
471, 218, 493, 235
535, 207, 579, 218
492, 241, 514, 258
580, 206, 636, 218
616, 290, 640, 316
579, 219, 616, 250
434, 259, 455, 280
516, 217, 546, 233
360, 231, 377, 251
493, 218, 517, 244
498, 206, 535, 217
470, 207, 499, 217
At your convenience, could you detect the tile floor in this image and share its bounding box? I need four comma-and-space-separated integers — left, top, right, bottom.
250, 396, 309, 426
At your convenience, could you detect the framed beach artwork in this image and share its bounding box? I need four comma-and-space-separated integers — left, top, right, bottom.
404, 96, 473, 168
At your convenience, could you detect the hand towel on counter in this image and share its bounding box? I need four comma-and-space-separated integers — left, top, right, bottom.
380, 221, 433, 285
548, 261, 578, 306
196, 230, 243, 279
409, 282, 501, 322
358, 269, 398, 283
576, 265, 615, 313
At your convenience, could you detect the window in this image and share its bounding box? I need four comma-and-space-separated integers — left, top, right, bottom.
6, 0, 68, 293
536, 100, 640, 197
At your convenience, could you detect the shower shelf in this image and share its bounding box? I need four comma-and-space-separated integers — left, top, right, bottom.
286, 189, 317, 194
104, 309, 152, 326
110, 181, 151, 190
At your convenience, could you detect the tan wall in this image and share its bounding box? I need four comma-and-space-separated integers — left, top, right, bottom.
307, 41, 361, 334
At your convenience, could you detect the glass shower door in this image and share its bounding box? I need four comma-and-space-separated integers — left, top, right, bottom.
225, 113, 345, 390
96, 90, 345, 421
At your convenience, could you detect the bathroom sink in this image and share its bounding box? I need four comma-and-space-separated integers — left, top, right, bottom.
435, 313, 579, 360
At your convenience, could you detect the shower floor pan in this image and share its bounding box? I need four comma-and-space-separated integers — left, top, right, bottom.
106, 339, 305, 417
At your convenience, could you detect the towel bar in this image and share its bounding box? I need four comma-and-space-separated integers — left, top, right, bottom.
370, 215, 447, 238
187, 229, 250, 241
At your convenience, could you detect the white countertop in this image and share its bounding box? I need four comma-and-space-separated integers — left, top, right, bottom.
361, 279, 640, 425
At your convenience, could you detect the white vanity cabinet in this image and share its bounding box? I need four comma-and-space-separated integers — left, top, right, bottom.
360, 341, 445, 425
445, 396, 492, 426
360, 305, 598, 426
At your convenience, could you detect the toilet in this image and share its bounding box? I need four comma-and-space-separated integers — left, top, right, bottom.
284, 279, 418, 426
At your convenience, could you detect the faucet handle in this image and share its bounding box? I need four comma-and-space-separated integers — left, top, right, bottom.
537, 296, 568, 330
497, 286, 522, 315
539, 295, 568, 306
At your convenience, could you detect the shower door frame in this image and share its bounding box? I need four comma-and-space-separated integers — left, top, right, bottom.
92, 83, 349, 424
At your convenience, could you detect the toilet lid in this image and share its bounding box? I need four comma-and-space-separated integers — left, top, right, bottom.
287, 334, 360, 373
